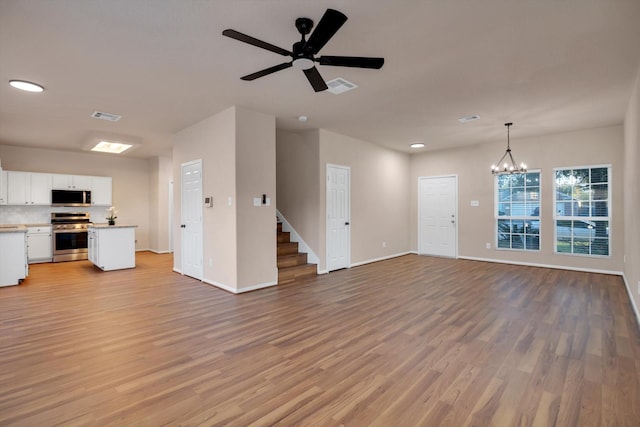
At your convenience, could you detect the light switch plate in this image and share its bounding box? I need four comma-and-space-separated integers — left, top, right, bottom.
253, 197, 261, 207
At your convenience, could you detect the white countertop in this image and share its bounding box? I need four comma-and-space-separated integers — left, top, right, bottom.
89, 224, 138, 229
0, 225, 27, 233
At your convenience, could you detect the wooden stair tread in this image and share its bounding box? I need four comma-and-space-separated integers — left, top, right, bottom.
277, 253, 308, 268
277, 242, 299, 256
278, 263, 317, 284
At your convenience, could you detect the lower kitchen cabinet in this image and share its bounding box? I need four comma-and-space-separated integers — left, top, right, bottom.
27, 226, 52, 264
0, 229, 28, 286
88, 225, 136, 271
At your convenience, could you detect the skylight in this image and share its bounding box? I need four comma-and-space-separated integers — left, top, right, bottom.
90, 141, 133, 154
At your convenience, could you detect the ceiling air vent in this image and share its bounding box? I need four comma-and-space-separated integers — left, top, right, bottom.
91, 111, 122, 122
326, 77, 358, 95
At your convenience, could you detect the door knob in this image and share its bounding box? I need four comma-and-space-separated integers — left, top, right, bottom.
345, 222, 350, 225
181, 224, 186, 228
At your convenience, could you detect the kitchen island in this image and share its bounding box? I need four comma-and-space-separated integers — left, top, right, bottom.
0, 225, 28, 286
88, 224, 137, 271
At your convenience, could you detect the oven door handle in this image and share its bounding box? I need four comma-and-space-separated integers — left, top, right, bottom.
53, 229, 88, 234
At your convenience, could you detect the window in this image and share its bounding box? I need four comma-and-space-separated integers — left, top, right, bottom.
496, 172, 540, 250
554, 166, 610, 256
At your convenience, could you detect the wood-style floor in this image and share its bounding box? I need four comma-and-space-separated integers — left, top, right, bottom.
0, 252, 638, 426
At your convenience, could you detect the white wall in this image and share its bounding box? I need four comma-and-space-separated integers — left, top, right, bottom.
172, 106, 277, 292
410, 125, 625, 274
173, 106, 237, 287
148, 155, 173, 253
276, 129, 321, 260
276, 128, 412, 273
236, 107, 277, 288
624, 66, 640, 315
318, 129, 412, 271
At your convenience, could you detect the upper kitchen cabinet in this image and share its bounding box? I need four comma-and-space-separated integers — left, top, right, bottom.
7, 171, 52, 205
91, 176, 112, 206
0, 170, 7, 204
51, 174, 92, 190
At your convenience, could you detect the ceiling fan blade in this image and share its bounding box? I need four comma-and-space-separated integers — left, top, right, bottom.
304, 9, 347, 55
318, 56, 384, 69
222, 29, 292, 56
241, 62, 293, 81
303, 66, 328, 92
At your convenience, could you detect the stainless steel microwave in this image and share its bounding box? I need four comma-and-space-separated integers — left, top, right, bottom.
51, 189, 92, 207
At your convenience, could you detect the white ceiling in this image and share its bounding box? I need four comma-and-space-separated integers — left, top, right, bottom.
2, 0, 640, 159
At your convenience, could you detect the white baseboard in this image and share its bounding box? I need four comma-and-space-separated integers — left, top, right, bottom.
202, 278, 278, 294
457, 255, 623, 276
349, 251, 413, 268
622, 273, 640, 329
147, 249, 172, 254
172, 268, 277, 294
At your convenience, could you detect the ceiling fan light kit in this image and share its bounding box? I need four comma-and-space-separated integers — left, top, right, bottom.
491, 123, 527, 175
222, 9, 384, 92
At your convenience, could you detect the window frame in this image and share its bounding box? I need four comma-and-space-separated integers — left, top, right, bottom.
553, 164, 611, 258
494, 170, 541, 252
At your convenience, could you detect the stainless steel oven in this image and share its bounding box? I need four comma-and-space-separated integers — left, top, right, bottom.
51, 212, 91, 262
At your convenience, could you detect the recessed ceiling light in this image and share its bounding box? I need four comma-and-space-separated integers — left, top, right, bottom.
90, 141, 133, 154
298, 115, 308, 122
410, 142, 425, 148
9, 80, 44, 92
458, 115, 480, 123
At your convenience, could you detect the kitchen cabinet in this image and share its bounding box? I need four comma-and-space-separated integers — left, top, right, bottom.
0, 170, 7, 204
7, 171, 52, 205
0, 228, 28, 286
88, 225, 136, 271
27, 226, 53, 264
91, 176, 112, 206
52, 174, 92, 190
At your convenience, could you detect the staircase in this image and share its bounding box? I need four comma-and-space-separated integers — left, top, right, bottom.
277, 222, 316, 284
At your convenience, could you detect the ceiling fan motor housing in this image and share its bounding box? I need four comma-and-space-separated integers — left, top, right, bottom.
295, 17, 314, 35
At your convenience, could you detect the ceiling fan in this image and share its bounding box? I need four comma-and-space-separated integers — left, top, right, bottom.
222, 9, 384, 92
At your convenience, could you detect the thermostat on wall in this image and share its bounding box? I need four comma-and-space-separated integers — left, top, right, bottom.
204, 196, 213, 207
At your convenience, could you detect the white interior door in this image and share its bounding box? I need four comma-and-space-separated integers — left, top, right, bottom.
168, 180, 174, 253
181, 160, 203, 279
419, 175, 457, 257
326, 164, 350, 271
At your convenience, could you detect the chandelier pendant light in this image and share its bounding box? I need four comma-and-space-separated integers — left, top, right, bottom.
491, 122, 527, 174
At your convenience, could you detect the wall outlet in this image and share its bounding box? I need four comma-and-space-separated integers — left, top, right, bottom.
486, 242, 491, 249
382, 241, 387, 248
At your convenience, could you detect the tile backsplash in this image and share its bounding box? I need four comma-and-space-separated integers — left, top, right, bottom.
0, 205, 111, 225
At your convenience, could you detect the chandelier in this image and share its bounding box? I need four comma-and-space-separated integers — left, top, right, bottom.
491, 122, 527, 174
